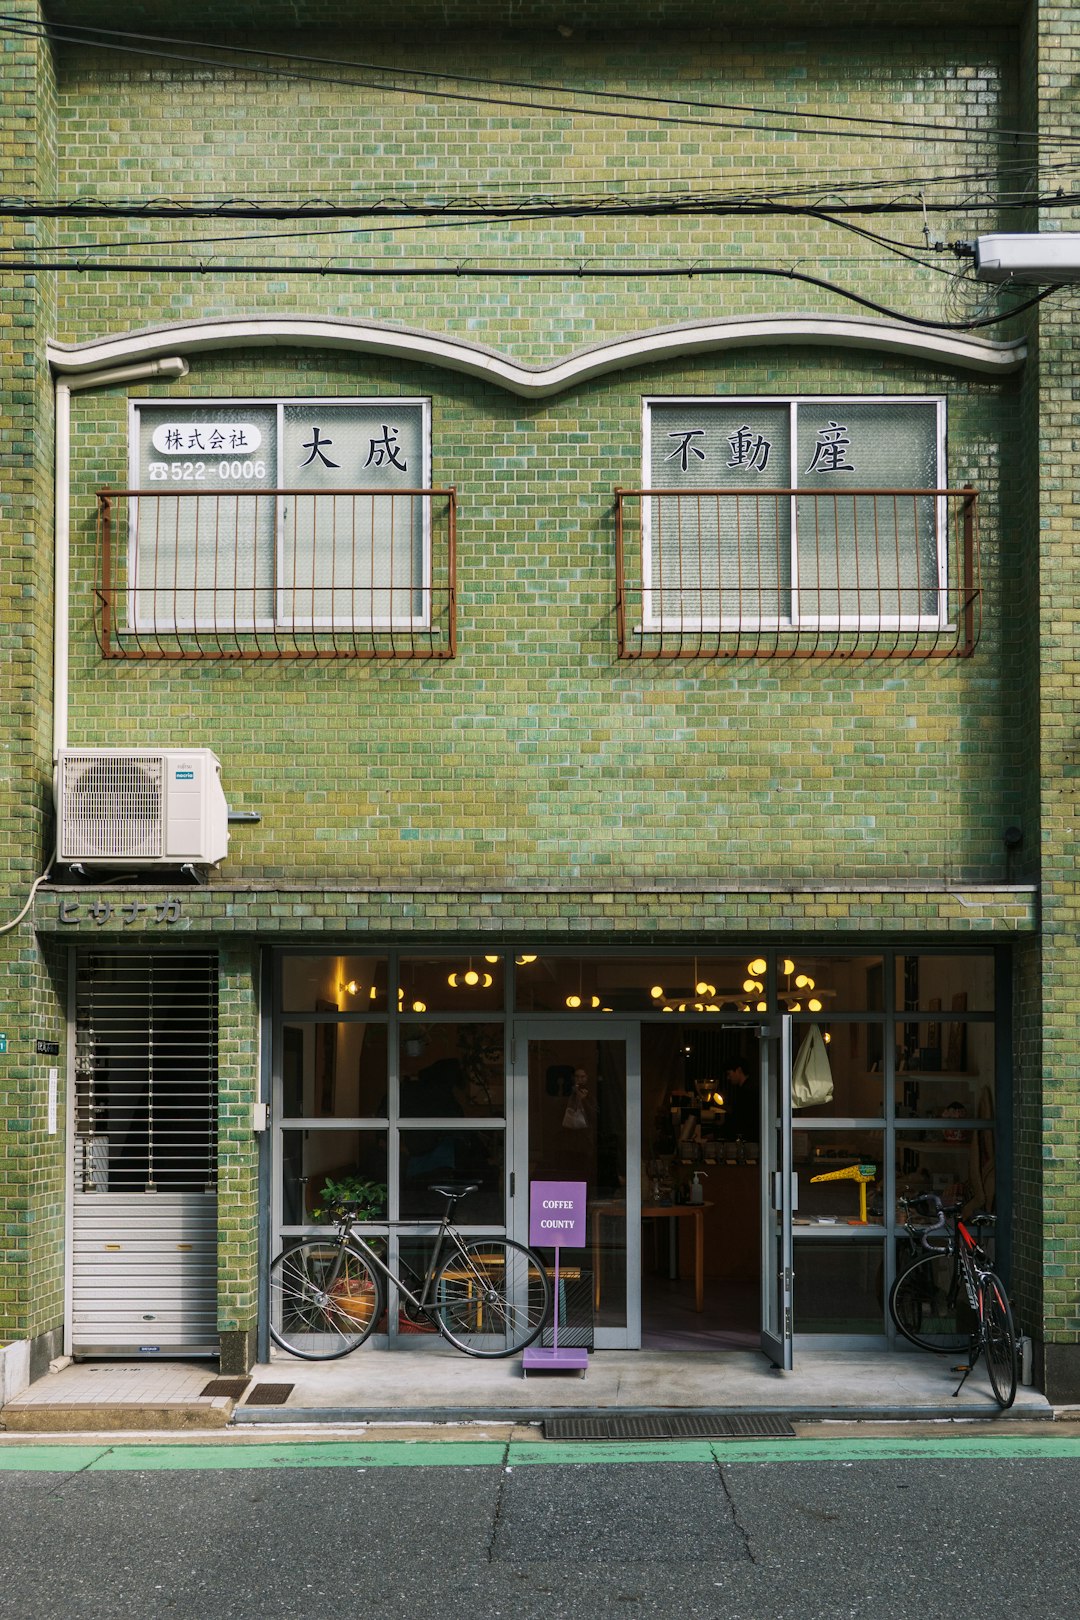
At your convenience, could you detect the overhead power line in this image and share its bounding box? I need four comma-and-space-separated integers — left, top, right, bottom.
0, 253, 1060, 332
1, 169, 1075, 223
0, 13, 1072, 150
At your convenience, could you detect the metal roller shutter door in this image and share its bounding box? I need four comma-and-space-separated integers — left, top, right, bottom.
72, 949, 219, 1357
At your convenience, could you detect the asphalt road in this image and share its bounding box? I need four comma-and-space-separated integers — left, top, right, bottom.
0, 1435, 1076, 1620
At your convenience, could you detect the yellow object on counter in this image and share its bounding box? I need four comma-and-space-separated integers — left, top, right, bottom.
809, 1162, 877, 1224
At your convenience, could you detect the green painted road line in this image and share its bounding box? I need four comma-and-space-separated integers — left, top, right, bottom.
0, 1446, 114, 1473
510, 1437, 1080, 1465
510, 1441, 718, 1466
1, 1435, 1080, 1474
0, 1441, 507, 1473
89, 1441, 508, 1471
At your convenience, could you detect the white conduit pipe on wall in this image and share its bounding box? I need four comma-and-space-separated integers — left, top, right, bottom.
2, 356, 188, 931
53, 355, 189, 762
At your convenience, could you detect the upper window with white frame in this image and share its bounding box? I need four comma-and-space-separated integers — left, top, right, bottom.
617, 396, 975, 659
101, 399, 455, 661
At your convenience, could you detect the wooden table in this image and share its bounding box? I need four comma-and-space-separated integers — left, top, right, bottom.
641, 1203, 712, 1312
590, 1202, 712, 1313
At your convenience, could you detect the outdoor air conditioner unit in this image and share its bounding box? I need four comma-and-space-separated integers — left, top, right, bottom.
56, 748, 229, 867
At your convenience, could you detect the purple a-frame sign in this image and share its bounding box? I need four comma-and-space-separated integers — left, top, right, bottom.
522, 1180, 589, 1374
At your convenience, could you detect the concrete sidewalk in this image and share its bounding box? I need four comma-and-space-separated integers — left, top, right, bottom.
0, 1346, 1055, 1432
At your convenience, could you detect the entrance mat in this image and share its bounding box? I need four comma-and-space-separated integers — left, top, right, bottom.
544, 1413, 795, 1441
243, 1383, 295, 1407
200, 1378, 251, 1399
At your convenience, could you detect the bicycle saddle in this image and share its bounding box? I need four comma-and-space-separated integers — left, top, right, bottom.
429, 1181, 480, 1200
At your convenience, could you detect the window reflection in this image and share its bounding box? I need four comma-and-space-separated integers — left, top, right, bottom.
793, 1241, 884, 1334
777, 954, 882, 1015
398, 1130, 503, 1223
282, 955, 388, 1012
399, 956, 504, 1014
514, 956, 754, 1014
894, 953, 994, 1013
281, 1023, 387, 1119
895, 1129, 996, 1217
280, 1129, 388, 1226
790, 1021, 884, 1118
399, 1023, 504, 1118
894, 1017, 994, 1098
792, 1129, 885, 1225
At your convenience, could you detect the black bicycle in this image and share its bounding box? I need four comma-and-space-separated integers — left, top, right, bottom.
269, 1181, 552, 1361
889, 1193, 1018, 1409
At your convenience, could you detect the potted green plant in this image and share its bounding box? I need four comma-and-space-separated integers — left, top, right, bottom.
310, 1175, 387, 1224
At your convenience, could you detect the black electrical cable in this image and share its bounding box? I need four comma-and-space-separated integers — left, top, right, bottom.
2, 206, 969, 281
2, 162, 1074, 220
0, 13, 1070, 151
1, 12, 1071, 150
0, 252, 1060, 332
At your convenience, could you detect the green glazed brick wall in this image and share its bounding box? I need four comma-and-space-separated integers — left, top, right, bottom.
1030, 4, 1080, 1368
65, 348, 1021, 891
43, 26, 1025, 896
0, 933, 68, 1347
34, 882, 1039, 942
0, 1, 64, 1350
216, 944, 260, 1341
48, 28, 1016, 346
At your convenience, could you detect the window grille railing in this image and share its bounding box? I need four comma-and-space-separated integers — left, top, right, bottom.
95, 487, 456, 659
615, 487, 980, 660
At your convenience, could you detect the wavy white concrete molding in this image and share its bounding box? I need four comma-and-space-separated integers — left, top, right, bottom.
47, 314, 1025, 396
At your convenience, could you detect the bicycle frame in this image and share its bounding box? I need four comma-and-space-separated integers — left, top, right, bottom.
955, 1217, 990, 1308
899, 1201, 993, 1309
331, 1213, 478, 1316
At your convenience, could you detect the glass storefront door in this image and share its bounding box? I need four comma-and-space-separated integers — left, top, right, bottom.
760, 1016, 794, 1369
516, 1022, 640, 1349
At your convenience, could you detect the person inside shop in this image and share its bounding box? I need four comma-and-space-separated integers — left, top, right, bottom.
721, 1059, 759, 1144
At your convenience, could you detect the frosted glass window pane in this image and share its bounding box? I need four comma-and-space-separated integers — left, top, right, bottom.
133, 404, 277, 629
646, 403, 790, 623
280, 404, 427, 626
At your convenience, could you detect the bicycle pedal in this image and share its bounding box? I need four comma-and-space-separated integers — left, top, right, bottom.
951, 1364, 971, 1373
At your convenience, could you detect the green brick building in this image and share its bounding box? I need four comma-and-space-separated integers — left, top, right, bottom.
1, 0, 1077, 1397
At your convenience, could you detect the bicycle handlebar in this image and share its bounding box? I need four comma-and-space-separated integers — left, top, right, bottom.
898, 1195, 996, 1251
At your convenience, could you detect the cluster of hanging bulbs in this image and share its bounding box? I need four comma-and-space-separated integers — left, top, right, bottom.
778, 958, 824, 1013
646, 957, 826, 1014
443, 953, 537, 991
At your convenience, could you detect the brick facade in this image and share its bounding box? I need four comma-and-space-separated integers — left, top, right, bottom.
2, 0, 1077, 1396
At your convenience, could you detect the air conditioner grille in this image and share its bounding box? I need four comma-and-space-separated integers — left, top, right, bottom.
62, 754, 164, 858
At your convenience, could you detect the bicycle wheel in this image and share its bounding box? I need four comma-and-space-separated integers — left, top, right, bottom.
269, 1238, 385, 1360
889, 1253, 972, 1352
431, 1238, 552, 1358
980, 1272, 1018, 1409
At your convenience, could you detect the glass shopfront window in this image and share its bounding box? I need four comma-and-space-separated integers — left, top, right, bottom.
281, 1022, 387, 1119
282, 954, 389, 1013
399, 955, 505, 1014
790, 1020, 885, 1119
280, 1128, 388, 1226
270, 946, 1003, 1350
398, 1023, 504, 1118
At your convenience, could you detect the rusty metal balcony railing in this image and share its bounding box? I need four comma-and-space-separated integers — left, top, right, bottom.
615, 488, 980, 660
96, 487, 456, 659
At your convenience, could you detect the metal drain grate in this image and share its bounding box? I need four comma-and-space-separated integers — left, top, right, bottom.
200, 1378, 251, 1399
243, 1383, 295, 1406
544, 1413, 795, 1441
